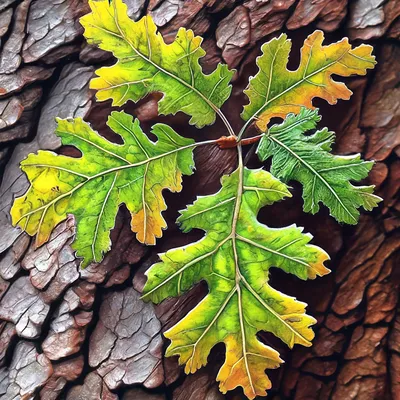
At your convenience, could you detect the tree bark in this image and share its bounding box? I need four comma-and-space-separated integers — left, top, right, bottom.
0, 1, 398, 399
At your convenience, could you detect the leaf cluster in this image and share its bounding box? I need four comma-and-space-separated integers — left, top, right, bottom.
11, 0, 380, 398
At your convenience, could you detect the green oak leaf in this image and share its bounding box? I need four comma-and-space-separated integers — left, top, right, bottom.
143, 167, 330, 399
80, 0, 234, 128
256, 107, 382, 224
11, 112, 195, 267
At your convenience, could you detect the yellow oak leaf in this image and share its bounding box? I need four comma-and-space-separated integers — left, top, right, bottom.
242, 31, 376, 131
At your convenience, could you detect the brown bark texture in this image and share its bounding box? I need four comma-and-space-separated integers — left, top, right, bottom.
0, 0, 399, 399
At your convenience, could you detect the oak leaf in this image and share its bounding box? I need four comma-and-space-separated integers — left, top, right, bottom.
241, 31, 376, 131
257, 108, 382, 224
11, 112, 195, 267
143, 167, 330, 399
80, 0, 234, 128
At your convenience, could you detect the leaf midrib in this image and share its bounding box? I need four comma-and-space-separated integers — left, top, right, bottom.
229, 148, 256, 396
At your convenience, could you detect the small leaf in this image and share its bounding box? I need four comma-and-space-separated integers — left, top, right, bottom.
80, 0, 234, 128
143, 167, 330, 399
242, 31, 376, 131
257, 107, 382, 224
11, 112, 195, 267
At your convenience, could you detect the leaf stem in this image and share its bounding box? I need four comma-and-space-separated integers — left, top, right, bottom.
240, 134, 263, 146
216, 134, 262, 149
216, 110, 237, 138
237, 117, 255, 141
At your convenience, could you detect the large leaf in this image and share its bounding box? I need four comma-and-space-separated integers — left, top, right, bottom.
241, 31, 376, 131
143, 167, 330, 399
11, 112, 195, 267
257, 108, 381, 224
80, 0, 234, 128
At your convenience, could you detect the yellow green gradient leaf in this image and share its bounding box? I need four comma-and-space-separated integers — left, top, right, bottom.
241, 30, 376, 131
11, 112, 195, 267
80, 0, 234, 128
257, 108, 382, 224
142, 167, 330, 399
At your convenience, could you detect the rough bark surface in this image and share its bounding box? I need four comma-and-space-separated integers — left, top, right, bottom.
0, 1, 398, 399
